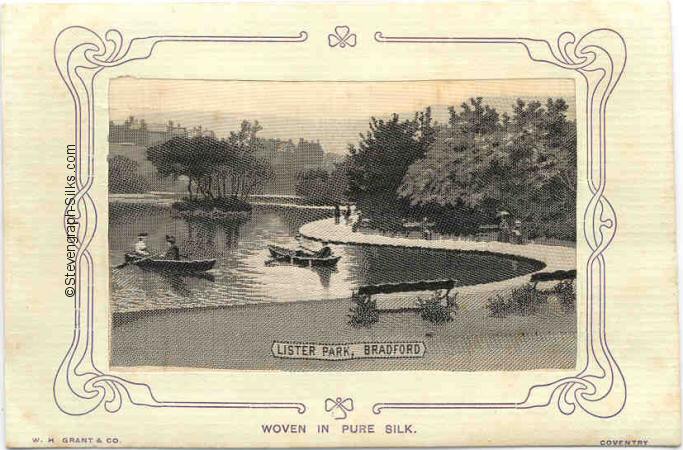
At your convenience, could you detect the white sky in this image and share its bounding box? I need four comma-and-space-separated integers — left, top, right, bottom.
110, 78, 576, 154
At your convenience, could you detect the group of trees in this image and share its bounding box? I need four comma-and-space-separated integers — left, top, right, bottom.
295, 165, 350, 206
146, 120, 273, 202
128, 97, 576, 240
346, 97, 577, 240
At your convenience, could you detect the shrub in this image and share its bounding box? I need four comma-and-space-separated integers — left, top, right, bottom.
486, 294, 512, 318
348, 293, 379, 327
108, 155, 151, 194
486, 283, 546, 318
553, 279, 576, 309
418, 292, 458, 324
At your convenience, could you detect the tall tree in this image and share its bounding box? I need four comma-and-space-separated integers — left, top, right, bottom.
347, 110, 435, 215
146, 136, 222, 199
448, 97, 500, 136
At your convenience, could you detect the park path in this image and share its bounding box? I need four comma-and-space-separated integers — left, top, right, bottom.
299, 218, 576, 295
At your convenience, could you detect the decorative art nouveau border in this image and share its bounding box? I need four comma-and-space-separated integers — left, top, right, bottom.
54, 25, 626, 418
371, 29, 627, 419
53, 26, 309, 416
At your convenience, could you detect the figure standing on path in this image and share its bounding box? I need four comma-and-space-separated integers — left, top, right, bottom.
497, 210, 512, 243
421, 217, 432, 240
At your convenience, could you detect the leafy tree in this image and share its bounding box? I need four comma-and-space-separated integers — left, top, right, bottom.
448, 97, 500, 136
400, 130, 490, 207
398, 97, 576, 239
214, 120, 274, 199
295, 162, 350, 205
146, 120, 273, 201
296, 168, 329, 198
347, 109, 435, 217
108, 155, 151, 194
146, 135, 223, 199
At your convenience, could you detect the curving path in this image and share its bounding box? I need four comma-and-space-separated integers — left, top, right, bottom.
299, 218, 576, 295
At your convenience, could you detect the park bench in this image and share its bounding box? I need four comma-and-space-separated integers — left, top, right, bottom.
528, 269, 576, 292
400, 219, 435, 239
355, 279, 456, 311
529, 269, 576, 283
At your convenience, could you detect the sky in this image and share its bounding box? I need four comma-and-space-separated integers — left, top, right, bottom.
109, 78, 576, 154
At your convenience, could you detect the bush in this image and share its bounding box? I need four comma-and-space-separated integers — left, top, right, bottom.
172, 196, 253, 213
418, 292, 458, 324
486, 283, 546, 317
296, 166, 348, 206
524, 220, 576, 242
553, 279, 576, 309
348, 293, 379, 327
108, 155, 151, 194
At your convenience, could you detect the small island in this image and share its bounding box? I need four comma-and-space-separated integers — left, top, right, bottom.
108, 78, 578, 372
145, 121, 271, 220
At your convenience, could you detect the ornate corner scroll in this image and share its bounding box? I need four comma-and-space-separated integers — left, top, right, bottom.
372, 29, 627, 418
53, 26, 308, 416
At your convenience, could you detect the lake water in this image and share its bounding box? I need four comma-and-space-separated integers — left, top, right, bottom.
109, 203, 544, 313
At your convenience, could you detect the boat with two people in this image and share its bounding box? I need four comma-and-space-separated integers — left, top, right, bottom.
267, 240, 341, 267
118, 233, 216, 273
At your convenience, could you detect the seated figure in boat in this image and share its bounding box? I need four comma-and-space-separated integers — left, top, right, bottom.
134, 233, 150, 256
317, 241, 332, 258
164, 235, 180, 260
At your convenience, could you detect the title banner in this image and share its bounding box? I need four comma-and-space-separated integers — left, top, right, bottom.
272, 341, 426, 360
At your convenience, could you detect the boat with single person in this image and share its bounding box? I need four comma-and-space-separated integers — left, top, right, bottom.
267, 244, 341, 267
124, 253, 216, 272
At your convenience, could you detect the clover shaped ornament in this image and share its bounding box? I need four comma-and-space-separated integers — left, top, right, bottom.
328, 26, 356, 48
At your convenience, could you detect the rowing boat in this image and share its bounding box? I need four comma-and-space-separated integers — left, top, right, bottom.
124, 253, 216, 272
267, 244, 341, 267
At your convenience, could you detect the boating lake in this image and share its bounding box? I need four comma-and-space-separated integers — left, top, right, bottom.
109, 203, 544, 314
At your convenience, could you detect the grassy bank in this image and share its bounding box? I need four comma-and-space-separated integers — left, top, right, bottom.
111, 292, 576, 371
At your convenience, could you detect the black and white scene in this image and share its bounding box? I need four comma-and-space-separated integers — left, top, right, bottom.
109, 79, 577, 371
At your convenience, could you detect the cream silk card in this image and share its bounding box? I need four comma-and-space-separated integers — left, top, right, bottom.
2, 1, 680, 447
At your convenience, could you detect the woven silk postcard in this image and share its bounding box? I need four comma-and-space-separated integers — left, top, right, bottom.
2, 1, 680, 447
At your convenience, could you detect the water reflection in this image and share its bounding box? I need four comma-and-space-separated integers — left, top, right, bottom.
109, 203, 543, 313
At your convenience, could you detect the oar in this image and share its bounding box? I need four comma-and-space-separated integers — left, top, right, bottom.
298, 245, 319, 255
114, 254, 156, 269
114, 260, 132, 269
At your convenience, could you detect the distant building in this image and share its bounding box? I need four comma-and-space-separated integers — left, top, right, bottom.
295, 138, 324, 171
188, 125, 216, 139
109, 117, 336, 195
109, 117, 216, 193
109, 117, 188, 146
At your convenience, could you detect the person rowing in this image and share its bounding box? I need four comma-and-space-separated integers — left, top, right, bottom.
317, 241, 332, 258
164, 235, 180, 260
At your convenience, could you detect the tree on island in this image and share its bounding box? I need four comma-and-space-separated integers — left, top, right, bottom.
217, 120, 274, 199
146, 120, 273, 204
